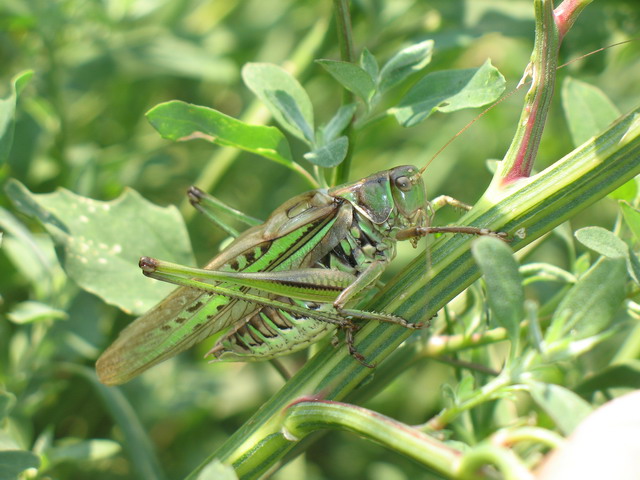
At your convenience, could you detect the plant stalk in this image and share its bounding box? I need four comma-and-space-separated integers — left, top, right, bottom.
187, 104, 640, 480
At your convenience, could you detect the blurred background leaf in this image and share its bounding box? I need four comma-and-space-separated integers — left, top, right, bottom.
0, 1, 638, 479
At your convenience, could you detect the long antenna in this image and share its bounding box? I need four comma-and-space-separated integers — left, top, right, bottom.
418, 38, 636, 176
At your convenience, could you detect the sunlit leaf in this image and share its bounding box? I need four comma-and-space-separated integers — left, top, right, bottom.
147, 100, 294, 168
391, 59, 505, 127
321, 104, 357, 143
6, 180, 195, 315
266, 90, 314, 142
316, 60, 376, 103
575, 226, 628, 259
304, 136, 349, 167
359, 48, 379, 80
242, 63, 314, 143
378, 39, 434, 93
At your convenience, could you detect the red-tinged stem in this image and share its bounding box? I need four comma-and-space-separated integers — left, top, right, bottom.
493, 0, 589, 187
282, 400, 462, 476
554, 0, 593, 40
497, 0, 561, 186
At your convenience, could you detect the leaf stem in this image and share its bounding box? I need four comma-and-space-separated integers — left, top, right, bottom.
332, 0, 357, 185
282, 400, 461, 476
490, 426, 566, 451
494, 0, 563, 185
333, 0, 356, 64
456, 444, 535, 480
424, 372, 514, 431
189, 105, 640, 479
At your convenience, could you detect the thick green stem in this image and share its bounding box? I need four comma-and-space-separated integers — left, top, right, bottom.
183, 1, 640, 476
456, 444, 535, 480
187, 105, 640, 480
282, 400, 461, 476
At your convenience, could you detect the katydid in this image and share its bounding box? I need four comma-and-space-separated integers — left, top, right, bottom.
96, 165, 505, 385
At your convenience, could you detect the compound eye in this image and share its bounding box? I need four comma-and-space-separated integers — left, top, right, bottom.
395, 176, 412, 192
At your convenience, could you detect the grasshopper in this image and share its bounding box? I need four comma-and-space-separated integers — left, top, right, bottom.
96, 165, 503, 385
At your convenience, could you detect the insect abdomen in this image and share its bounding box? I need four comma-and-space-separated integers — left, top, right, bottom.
210, 213, 394, 361
209, 300, 333, 360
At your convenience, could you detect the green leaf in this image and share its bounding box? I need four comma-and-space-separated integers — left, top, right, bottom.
608, 178, 638, 201
0, 392, 16, 421
6, 180, 195, 315
0, 450, 40, 480
196, 459, 238, 480
45, 439, 121, 464
562, 77, 620, 147
316, 60, 376, 103
472, 237, 523, 350
0, 70, 33, 165
575, 360, 640, 397
146, 100, 294, 168
392, 59, 505, 127
546, 257, 627, 343
303, 136, 349, 168
378, 39, 434, 93
525, 300, 544, 352
527, 381, 592, 435
455, 374, 477, 402
621, 202, 640, 243
321, 104, 357, 143
627, 251, 640, 286
7, 301, 68, 324
359, 48, 379, 81
265, 90, 315, 143
575, 226, 628, 259
242, 63, 314, 143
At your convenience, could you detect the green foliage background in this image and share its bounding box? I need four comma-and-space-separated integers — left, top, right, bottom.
1, 1, 639, 479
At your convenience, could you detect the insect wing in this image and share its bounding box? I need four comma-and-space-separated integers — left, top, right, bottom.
96, 191, 341, 385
